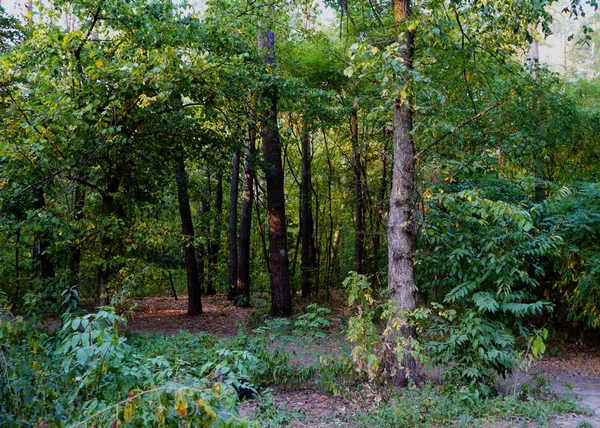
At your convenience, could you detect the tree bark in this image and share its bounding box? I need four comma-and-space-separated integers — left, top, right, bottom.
351, 97, 364, 274
258, 27, 292, 317
385, 0, 422, 387
228, 151, 240, 300
175, 156, 203, 315
206, 171, 222, 295
300, 121, 315, 298
236, 115, 257, 304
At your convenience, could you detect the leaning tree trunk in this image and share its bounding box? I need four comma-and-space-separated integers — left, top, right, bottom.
236, 113, 256, 304
175, 156, 203, 315
258, 27, 292, 317
385, 0, 422, 387
228, 151, 240, 300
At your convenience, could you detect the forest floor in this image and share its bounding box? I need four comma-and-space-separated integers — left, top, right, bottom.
94, 295, 600, 427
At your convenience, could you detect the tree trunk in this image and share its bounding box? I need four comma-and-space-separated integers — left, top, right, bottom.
300, 122, 315, 299
175, 156, 202, 315
529, 37, 545, 202
351, 97, 364, 274
206, 171, 223, 295
258, 27, 292, 317
373, 152, 387, 275
385, 0, 422, 387
236, 115, 256, 304
228, 151, 240, 300
33, 191, 55, 281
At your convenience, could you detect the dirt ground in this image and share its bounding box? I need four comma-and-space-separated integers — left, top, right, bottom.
81, 295, 600, 427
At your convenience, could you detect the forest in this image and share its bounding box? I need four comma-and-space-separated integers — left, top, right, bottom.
1, 0, 600, 426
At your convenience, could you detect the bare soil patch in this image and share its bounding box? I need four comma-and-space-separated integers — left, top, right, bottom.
123, 295, 259, 336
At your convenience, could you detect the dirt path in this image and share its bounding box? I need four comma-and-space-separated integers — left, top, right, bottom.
537, 353, 600, 427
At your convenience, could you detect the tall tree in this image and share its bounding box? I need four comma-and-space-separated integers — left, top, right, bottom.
385, 0, 422, 387
236, 110, 257, 304
351, 96, 364, 274
300, 121, 316, 298
175, 155, 203, 315
206, 170, 223, 295
258, 27, 292, 316
227, 151, 240, 300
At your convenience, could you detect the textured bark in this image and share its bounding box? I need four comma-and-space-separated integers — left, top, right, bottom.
386, 0, 422, 387
258, 28, 292, 317
236, 116, 256, 304
176, 156, 202, 315
351, 97, 364, 274
300, 122, 316, 298
227, 152, 240, 300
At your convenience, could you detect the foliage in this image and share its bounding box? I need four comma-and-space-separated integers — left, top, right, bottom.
415, 187, 560, 395
348, 382, 582, 427
536, 183, 600, 329
0, 309, 253, 426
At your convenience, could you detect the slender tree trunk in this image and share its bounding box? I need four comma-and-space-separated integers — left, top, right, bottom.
529, 37, 545, 202
237, 115, 256, 304
14, 227, 20, 302
168, 270, 178, 301
228, 152, 240, 300
206, 171, 222, 295
254, 181, 270, 274
33, 191, 55, 281
258, 27, 292, 316
373, 153, 387, 274
70, 185, 85, 286
300, 122, 315, 298
385, 0, 422, 387
175, 156, 202, 315
197, 173, 210, 295
351, 97, 364, 274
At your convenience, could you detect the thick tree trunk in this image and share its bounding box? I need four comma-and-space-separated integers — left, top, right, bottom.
175, 156, 203, 315
228, 152, 240, 300
236, 116, 256, 304
206, 172, 222, 295
258, 28, 292, 317
300, 122, 315, 299
385, 0, 422, 387
351, 97, 364, 274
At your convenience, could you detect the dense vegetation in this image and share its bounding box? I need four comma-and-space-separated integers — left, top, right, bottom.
1, 0, 599, 425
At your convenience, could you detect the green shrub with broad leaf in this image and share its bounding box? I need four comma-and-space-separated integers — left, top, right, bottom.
0, 307, 255, 427
415, 189, 560, 395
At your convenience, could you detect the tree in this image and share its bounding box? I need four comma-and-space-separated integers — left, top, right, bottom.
384, 0, 422, 387
258, 27, 292, 316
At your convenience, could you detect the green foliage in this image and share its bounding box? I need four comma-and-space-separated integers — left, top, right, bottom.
343, 272, 391, 382
348, 382, 582, 427
415, 188, 560, 395
0, 309, 253, 426
537, 183, 600, 329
